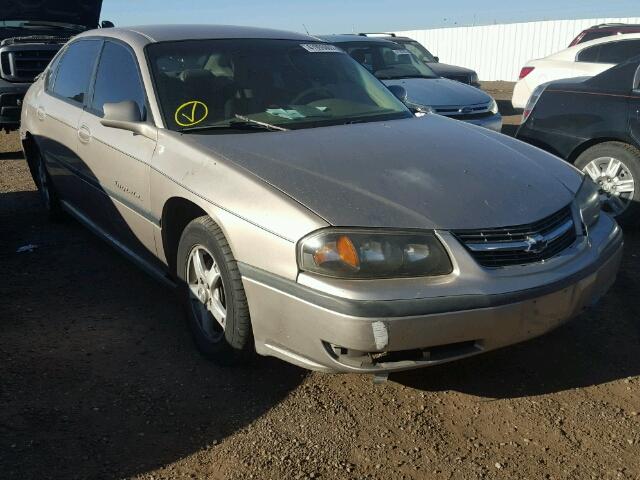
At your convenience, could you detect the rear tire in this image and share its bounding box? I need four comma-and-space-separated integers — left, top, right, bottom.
177, 216, 253, 365
574, 142, 640, 227
35, 153, 64, 221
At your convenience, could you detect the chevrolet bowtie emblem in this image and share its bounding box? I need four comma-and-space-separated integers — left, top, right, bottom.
524, 234, 548, 254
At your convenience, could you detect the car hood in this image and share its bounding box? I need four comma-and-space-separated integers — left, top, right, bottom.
427, 62, 475, 77
382, 77, 490, 107
0, 0, 103, 28
188, 116, 581, 230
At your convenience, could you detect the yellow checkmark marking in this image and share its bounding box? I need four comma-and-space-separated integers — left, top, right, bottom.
175, 101, 209, 127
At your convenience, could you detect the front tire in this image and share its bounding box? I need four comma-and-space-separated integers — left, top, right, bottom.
177, 216, 253, 365
575, 142, 640, 227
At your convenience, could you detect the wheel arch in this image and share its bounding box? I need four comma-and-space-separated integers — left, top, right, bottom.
161, 197, 209, 278
568, 137, 632, 164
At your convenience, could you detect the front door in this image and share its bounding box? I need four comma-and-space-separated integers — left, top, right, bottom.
76, 40, 159, 265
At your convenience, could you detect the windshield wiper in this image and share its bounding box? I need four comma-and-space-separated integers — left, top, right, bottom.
179, 115, 289, 133
377, 74, 432, 80
22, 22, 85, 31
232, 115, 289, 131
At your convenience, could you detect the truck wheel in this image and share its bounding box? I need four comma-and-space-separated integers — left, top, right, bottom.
177, 216, 253, 365
575, 142, 640, 227
36, 154, 64, 221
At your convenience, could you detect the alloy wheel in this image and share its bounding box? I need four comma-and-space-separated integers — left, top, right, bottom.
187, 245, 227, 342
583, 156, 635, 216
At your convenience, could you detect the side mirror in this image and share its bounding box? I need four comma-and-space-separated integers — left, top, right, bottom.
101, 20, 115, 28
434, 56, 439, 63
101, 101, 157, 140
387, 84, 408, 103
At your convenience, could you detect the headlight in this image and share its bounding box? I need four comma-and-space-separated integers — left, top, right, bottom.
576, 178, 601, 228
298, 229, 453, 279
470, 73, 479, 85
488, 98, 499, 114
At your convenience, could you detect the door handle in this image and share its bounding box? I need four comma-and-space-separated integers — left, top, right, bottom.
78, 125, 91, 144
36, 106, 46, 121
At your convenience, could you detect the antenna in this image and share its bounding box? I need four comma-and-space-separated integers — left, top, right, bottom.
302, 24, 310, 35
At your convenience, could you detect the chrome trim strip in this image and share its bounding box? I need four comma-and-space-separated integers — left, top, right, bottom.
434, 102, 492, 117
466, 218, 575, 253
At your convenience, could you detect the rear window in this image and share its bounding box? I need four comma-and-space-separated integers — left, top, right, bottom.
580, 31, 616, 44
52, 40, 102, 104
577, 39, 640, 64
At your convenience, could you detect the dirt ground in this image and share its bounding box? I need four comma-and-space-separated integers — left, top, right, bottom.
1, 84, 639, 480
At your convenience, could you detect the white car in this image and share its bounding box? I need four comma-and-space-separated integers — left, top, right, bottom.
512, 33, 640, 108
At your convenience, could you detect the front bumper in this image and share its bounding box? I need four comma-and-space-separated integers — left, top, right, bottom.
0, 81, 29, 130
241, 215, 622, 374
512, 80, 531, 109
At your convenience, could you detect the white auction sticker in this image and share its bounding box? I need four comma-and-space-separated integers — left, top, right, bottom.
300, 43, 344, 53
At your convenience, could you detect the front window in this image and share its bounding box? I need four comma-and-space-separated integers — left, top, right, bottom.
340, 42, 438, 80
399, 40, 437, 63
146, 39, 412, 132
91, 42, 147, 119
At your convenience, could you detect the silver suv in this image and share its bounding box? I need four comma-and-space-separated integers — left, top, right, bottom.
321, 35, 502, 131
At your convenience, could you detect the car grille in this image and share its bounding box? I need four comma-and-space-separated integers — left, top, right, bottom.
435, 104, 492, 120
0, 49, 58, 82
453, 206, 577, 268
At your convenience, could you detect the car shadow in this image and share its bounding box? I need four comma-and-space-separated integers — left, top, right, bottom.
393, 230, 640, 398
497, 99, 521, 117
0, 150, 24, 160
501, 123, 520, 137
0, 190, 306, 480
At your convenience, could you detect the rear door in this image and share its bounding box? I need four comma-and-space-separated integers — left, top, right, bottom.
34, 39, 102, 207
76, 40, 159, 264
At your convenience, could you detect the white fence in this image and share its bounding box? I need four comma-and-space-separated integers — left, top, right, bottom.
395, 17, 640, 82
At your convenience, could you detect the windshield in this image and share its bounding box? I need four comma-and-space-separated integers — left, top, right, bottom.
146, 39, 412, 132
399, 40, 437, 63
338, 42, 438, 80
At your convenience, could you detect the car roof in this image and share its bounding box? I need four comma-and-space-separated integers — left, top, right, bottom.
355, 33, 416, 42
317, 34, 401, 45
587, 23, 640, 30
549, 32, 640, 60
76, 24, 317, 45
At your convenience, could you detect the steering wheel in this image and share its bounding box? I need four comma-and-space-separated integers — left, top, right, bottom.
291, 87, 333, 105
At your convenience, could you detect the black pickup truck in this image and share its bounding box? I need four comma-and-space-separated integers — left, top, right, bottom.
0, 0, 107, 132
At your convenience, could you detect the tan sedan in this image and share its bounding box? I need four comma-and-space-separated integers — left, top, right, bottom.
21, 25, 623, 375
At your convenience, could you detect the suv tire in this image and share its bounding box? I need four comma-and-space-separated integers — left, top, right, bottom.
575, 142, 640, 227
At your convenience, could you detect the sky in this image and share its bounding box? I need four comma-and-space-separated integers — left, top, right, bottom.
101, 0, 640, 34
